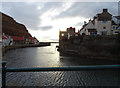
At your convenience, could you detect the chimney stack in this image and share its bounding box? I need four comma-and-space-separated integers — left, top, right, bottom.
84, 21, 87, 25
89, 19, 91, 22
103, 9, 108, 12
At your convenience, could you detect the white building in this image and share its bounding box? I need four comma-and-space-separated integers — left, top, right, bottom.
112, 16, 120, 34
80, 20, 96, 35
112, 16, 120, 25
59, 27, 76, 40
2, 33, 13, 46
80, 9, 113, 35
111, 20, 119, 34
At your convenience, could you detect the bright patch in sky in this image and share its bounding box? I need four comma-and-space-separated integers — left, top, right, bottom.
37, 6, 41, 10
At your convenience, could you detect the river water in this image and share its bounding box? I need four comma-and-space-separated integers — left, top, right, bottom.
3, 43, 120, 86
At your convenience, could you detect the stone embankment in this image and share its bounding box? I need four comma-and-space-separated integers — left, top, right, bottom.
2, 43, 50, 55
59, 35, 120, 62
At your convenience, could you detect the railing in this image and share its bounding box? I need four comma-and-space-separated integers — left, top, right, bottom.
2, 61, 120, 88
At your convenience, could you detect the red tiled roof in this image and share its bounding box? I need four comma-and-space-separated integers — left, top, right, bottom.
11, 36, 24, 41
28, 37, 35, 43
2, 36, 7, 39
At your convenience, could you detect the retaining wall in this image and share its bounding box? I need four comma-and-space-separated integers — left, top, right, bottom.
59, 35, 120, 61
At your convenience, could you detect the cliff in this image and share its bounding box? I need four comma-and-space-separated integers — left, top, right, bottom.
2, 12, 32, 37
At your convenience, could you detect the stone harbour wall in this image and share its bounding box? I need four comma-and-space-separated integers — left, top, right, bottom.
59, 35, 120, 61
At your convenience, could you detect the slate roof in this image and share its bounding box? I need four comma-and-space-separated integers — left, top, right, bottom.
112, 20, 117, 25
114, 16, 120, 20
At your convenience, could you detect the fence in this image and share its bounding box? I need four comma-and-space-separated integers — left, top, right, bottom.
2, 61, 120, 88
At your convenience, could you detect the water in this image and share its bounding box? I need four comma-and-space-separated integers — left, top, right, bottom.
3, 43, 120, 86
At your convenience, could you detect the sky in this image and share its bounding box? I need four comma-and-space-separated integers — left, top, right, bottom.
0, 1, 119, 42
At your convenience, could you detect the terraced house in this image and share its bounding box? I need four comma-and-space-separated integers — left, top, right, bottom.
80, 9, 119, 35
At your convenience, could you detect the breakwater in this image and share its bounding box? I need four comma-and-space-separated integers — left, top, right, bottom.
59, 35, 120, 61
2, 43, 50, 55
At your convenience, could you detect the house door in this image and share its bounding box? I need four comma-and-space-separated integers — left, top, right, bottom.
101, 31, 107, 35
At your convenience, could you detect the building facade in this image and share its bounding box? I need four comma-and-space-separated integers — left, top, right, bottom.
59, 27, 76, 40
80, 9, 114, 35
2, 33, 13, 46
80, 20, 96, 35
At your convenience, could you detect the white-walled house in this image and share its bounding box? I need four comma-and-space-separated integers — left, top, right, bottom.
80, 24, 86, 35
2, 33, 13, 46
80, 20, 97, 35
112, 16, 120, 25
112, 16, 120, 34
94, 9, 112, 35
111, 21, 119, 34
80, 9, 113, 35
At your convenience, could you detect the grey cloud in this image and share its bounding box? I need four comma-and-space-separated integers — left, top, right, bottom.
2, 2, 41, 30
1, 2, 63, 31
75, 22, 84, 26
54, 2, 118, 19
39, 25, 53, 31
43, 2, 63, 9
1, 2, 118, 31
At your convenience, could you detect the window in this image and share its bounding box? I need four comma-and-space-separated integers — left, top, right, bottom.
101, 31, 107, 35
112, 26, 115, 29
61, 34, 64, 36
103, 26, 106, 29
115, 31, 119, 33
103, 21, 107, 23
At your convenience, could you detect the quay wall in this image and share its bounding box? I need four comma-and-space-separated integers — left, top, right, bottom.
2, 43, 50, 55
59, 35, 120, 61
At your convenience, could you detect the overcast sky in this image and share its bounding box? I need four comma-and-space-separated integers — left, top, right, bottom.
1, 1, 118, 42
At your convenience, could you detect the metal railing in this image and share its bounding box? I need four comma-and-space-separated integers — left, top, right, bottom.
2, 61, 120, 88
